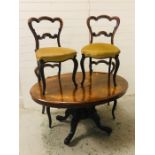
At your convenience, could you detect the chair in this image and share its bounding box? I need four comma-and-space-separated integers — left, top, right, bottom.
80, 15, 120, 86
28, 16, 78, 96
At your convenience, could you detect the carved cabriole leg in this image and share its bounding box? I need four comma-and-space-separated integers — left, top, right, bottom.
62, 107, 112, 145
64, 114, 79, 145
58, 62, 61, 78
112, 99, 117, 120
108, 58, 112, 79
113, 55, 120, 87
34, 65, 46, 114
80, 54, 86, 86
46, 106, 52, 128
34, 66, 41, 82
89, 57, 93, 76
56, 109, 71, 121
72, 56, 78, 88
39, 60, 46, 95
107, 58, 112, 106
90, 108, 112, 135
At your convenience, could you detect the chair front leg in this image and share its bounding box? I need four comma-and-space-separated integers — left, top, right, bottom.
39, 60, 46, 95
36, 63, 46, 113
89, 57, 93, 76
80, 54, 86, 86
113, 55, 120, 87
34, 66, 41, 82
72, 56, 78, 88
112, 99, 117, 119
46, 106, 52, 128
108, 58, 112, 78
58, 62, 61, 78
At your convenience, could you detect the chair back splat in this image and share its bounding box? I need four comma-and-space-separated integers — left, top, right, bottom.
28, 16, 63, 51
87, 15, 120, 44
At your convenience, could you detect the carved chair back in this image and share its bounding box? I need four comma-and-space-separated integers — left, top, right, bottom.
87, 15, 120, 44
28, 16, 63, 51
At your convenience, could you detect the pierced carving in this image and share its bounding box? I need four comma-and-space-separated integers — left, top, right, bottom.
28, 16, 63, 50
92, 31, 112, 37
87, 15, 120, 44
38, 33, 58, 40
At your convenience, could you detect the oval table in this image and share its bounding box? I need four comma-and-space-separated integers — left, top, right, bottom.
30, 72, 128, 145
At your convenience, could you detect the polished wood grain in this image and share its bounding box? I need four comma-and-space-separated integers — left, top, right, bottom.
30, 72, 128, 108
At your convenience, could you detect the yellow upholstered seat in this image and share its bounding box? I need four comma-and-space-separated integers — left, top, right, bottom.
36, 47, 76, 62
81, 43, 120, 59
80, 15, 120, 88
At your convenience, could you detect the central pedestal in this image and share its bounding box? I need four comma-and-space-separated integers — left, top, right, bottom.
56, 106, 112, 145
30, 72, 128, 145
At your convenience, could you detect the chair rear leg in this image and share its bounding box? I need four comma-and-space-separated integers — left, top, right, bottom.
46, 106, 52, 128
112, 99, 117, 119
108, 58, 112, 79
107, 58, 112, 105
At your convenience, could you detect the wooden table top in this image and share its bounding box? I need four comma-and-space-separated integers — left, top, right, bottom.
30, 72, 128, 108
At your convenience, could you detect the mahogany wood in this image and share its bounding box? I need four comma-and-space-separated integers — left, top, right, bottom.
87, 15, 120, 44
81, 15, 120, 86
30, 72, 128, 145
28, 16, 78, 96
30, 72, 128, 108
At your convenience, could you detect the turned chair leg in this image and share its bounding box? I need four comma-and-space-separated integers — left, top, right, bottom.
80, 54, 86, 85
39, 60, 46, 95
72, 56, 78, 88
113, 55, 120, 87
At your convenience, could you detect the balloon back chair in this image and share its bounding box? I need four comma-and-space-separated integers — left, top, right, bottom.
28, 16, 78, 114
80, 15, 120, 86
28, 16, 78, 96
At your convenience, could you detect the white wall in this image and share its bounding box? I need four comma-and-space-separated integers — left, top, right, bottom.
20, 0, 134, 108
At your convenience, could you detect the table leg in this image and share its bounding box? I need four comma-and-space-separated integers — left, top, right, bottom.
46, 106, 52, 128
62, 107, 112, 145
56, 109, 71, 121
90, 109, 112, 135
64, 116, 79, 145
